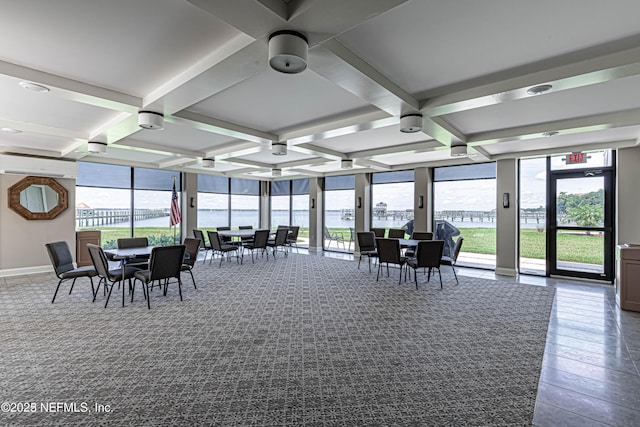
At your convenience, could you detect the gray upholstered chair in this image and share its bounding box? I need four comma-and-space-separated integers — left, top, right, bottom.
242, 229, 270, 263
356, 232, 378, 273
181, 238, 200, 289
132, 245, 186, 309
370, 228, 385, 238
267, 227, 289, 258
192, 229, 212, 264
46, 241, 97, 303
87, 244, 140, 308
208, 231, 240, 267
375, 238, 407, 284
441, 237, 464, 284
388, 228, 405, 238
117, 237, 149, 267
406, 240, 445, 289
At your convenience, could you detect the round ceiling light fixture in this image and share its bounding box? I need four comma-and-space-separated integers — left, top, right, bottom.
400, 113, 423, 133
202, 158, 215, 168
341, 159, 353, 169
272, 168, 282, 177
450, 142, 468, 157
268, 30, 308, 74
87, 141, 107, 154
19, 81, 50, 92
138, 110, 164, 130
272, 142, 287, 156
526, 84, 553, 95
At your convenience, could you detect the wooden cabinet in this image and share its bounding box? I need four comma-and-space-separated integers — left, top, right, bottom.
76, 230, 101, 267
616, 244, 640, 312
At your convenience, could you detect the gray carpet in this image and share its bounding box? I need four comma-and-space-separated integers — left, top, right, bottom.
0, 253, 554, 426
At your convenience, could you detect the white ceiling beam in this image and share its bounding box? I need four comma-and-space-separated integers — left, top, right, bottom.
310, 40, 456, 145
274, 157, 331, 169
111, 140, 205, 158
353, 158, 391, 171
422, 45, 640, 117
156, 156, 198, 169
0, 60, 140, 113
291, 143, 345, 160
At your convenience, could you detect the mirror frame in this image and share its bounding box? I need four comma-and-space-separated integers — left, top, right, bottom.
8, 176, 69, 220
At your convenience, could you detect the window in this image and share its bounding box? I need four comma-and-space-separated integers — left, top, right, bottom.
433, 163, 496, 269
324, 175, 355, 252
198, 175, 229, 231
519, 157, 547, 275
231, 178, 260, 228
76, 162, 181, 248
270, 179, 309, 247
371, 170, 414, 234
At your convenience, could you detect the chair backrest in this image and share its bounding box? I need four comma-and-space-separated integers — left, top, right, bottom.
277, 225, 289, 230
323, 226, 331, 238
274, 227, 288, 245
411, 231, 433, 241
414, 240, 444, 269
238, 225, 253, 230
117, 237, 148, 249
87, 243, 110, 279
45, 241, 75, 276
193, 229, 208, 248
148, 245, 186, 281
182, 238, 200, 267
376, 238, 402, 264
370, 228, 385, 238
357, 232, 376, 252
388, 228, 405, 239
252, 229, 270, 248
207, 231, 223, 251
216, 226, 232, 242
451, 237, 464, 263
287, 225, 300, 240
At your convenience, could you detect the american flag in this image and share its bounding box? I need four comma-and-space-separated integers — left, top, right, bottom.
170, 180, 181, 227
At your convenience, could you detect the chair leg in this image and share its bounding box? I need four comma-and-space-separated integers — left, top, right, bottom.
89, 277, 95, 299
177, 278, 183, 301
451, 265, 459, 284
105, 281, 115, 308
188, 269, 196, 289
146, 282, 151, 310
414, 267, 419, 289
358, 255, 362, 270
438, 267, 443, 289
51, 279, 64, 303
68, 277, 77, 295
92, 278, 102, 302
376, 262, 381, 282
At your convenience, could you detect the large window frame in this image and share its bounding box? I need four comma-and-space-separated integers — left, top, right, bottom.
197, 176, 261, 229
323, 175, 355, 253
270, 179, 310, 248
370, 170, 415, 234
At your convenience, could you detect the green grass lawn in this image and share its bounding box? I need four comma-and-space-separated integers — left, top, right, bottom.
84, 226, 604, 264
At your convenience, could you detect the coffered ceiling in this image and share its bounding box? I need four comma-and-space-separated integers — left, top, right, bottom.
1, 0, 640, 179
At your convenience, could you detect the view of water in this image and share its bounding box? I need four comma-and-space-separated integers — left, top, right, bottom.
78, 209, 544, 230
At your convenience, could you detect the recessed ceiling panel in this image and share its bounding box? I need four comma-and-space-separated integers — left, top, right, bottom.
0, 75, 121, 133
89, 146, 170, 164
0, 131, 75, 153
338, 0, 640, 95
309, 124, 436, 153
130, 122, 237, 151
233, 148, 317, 165
187, 69, 371, 132
444, 76, 640, 135
0, 0, 244, 96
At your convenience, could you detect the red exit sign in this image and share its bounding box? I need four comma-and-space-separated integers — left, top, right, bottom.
566, 152, 587, 164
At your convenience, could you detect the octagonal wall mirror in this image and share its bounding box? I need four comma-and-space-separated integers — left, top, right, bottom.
8, 176, 68, 220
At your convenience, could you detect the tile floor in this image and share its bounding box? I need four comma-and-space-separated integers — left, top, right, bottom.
2, 250, 639, 426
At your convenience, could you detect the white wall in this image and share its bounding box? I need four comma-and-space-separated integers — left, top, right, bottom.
0, 174, 76, 276
495, 159, 518, 276
617, 146, 640, 245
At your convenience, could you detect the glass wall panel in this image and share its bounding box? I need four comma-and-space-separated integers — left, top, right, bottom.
133, 189, 181, 244
271, 195, 290, 229
292, 194, 309, 247
519, 157, 547, 275
324, 176, 355, 252
76, 186, 130, 249
231, 194, 259, 228
198, 193, 229, 229
371, 170, 414, 235
433, 163, 496, 269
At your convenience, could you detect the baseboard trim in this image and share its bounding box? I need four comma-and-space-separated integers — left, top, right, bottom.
0, 265, 52, 278
495, 267, 517, 277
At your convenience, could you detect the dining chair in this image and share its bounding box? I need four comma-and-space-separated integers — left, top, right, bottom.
405, 231, 434, 257
117, 237, 150, 267
388, 228, 406, 238
323, 226, 345, 249
207, 231, 240, 267
267, 227, 289, 258
242, 229, 270, 263
238, 225, 254, 245
370, 228, 385, 238
132, 245, 186, 310
356, 232, 378, 273
406, 240, 445, 289
46, 241, 97, 303
286, 225, 300, 253
192, 229, 212, 264
441, 237, 464, 284
87, 244, 140, 308
216, 226, 239, 246
375, 238, 407, 284
181, 237, 200, 289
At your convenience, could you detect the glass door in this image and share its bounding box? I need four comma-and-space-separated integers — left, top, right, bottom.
547, 169, 614, 281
